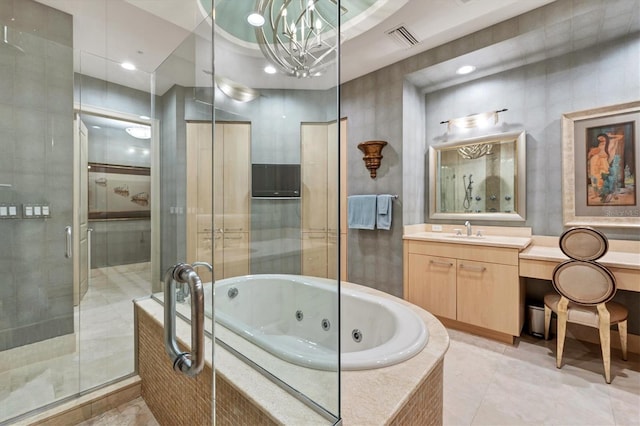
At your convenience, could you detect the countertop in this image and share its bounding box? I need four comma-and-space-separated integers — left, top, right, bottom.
520, 237, 640, 270
403, 231, 532, 250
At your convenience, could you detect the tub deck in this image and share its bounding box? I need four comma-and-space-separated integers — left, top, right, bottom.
135, 281, 450, 425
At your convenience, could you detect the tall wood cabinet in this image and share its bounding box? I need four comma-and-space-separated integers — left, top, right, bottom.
301, 119, 347, 280
187, 122, 250, 282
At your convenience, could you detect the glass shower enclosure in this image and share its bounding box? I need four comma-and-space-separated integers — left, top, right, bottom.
0, 0, 340, 423
152, 0, 342, 423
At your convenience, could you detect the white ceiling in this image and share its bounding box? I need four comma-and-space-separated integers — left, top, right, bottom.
31, 0, 560, 92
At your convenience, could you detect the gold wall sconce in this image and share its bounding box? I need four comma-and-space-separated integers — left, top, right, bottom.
357, 140, 387, 178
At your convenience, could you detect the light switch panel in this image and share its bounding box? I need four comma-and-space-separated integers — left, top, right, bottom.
24, 205, 33, 216
0, 206, 7, 217
34, 206, 42, 216
8, 205, 17, 216
42, 205, 50, 216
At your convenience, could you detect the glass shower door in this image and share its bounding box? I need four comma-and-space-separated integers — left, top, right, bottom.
0, 19, 80, 422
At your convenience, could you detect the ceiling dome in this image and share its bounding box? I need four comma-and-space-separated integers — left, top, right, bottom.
200, 0, 408, 49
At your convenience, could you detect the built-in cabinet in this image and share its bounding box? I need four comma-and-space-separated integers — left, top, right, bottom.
187, 122, 250, 282
301, 120, 347, 280
404, 239, 524, 341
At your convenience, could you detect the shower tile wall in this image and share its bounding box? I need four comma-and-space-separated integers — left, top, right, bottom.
0, 0, 74, 350
159, 85, 187, 275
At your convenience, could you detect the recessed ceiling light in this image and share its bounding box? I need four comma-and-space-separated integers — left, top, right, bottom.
125, 126, 151, 139
91, 125, 101, 129
247, 13, 265, 27
456, 65, 476, 75
121, 62, 136, 71
264, 65, 277, 74
139, 115, 150, 120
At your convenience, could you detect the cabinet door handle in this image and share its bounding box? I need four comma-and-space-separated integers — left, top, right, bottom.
224, 235, 244, 240
460, 264, 486, 272
224, 227, 243, 232
429, 260, 453, 267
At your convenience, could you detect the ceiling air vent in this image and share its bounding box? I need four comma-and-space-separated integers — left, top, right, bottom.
386, 25, 420, 48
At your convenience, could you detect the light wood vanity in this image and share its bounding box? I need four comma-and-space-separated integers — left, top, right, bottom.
404, 223, 640, 347
403, 224, 532, 343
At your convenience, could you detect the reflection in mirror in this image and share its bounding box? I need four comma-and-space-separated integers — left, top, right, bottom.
429, 131, 526, 221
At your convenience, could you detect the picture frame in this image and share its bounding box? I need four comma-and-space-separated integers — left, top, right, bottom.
561, 101, 640, 228
88, 163, 151, 220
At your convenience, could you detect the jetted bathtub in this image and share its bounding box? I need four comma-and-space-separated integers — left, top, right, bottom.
204, 274, 428, 371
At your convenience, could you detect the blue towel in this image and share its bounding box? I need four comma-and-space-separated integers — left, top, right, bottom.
376, 194, 393, 230
347, 195, 377, 230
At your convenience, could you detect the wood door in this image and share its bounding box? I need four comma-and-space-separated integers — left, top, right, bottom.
222, 232, 249, 278
301, 123, 328, 232
222, 123, 250, 233
406, 253, 457, 320
327, 121, 338, 234
302, 232, 328, 277
456, 260, 520, 335
187, 122, 213, 283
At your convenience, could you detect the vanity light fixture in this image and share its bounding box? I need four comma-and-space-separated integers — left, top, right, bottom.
125, 126, 151, 139
440, 108, 508, 132
215, 75, 260, 102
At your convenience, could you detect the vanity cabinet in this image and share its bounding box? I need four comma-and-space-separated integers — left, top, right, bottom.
404, 239, 525, 341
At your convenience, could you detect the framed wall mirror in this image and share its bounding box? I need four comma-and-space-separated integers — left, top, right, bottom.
429, 131, 526, 221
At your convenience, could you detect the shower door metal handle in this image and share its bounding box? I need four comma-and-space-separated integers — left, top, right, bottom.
163, 263, 205, 377
64, 226, 72, 258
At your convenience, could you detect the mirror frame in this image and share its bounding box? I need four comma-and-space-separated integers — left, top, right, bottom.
428, 130, 526, 222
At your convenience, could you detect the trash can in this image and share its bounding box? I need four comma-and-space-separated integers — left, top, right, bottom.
527, 303, 545, 338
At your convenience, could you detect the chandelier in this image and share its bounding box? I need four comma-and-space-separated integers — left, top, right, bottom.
253, 0, 344, 78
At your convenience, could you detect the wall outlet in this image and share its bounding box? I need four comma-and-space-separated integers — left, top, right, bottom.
431, 224, 443, 232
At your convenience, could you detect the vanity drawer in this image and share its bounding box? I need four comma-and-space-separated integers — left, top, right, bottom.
407, 240, 519, 265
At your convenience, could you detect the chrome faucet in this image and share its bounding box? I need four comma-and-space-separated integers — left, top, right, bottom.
465, 220, 472, 236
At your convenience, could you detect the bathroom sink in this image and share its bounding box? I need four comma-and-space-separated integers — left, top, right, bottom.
444, 234, 485, 241
405, 232, 532, 250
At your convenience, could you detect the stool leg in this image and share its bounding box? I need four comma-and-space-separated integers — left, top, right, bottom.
544, 305, 552, 340
618, 320, 628, 361
597, 304, 611, 384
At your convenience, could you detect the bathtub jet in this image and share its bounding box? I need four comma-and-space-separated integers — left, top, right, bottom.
205, 274, 429, 371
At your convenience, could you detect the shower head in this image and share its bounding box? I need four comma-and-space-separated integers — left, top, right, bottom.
2, 25, 25, 54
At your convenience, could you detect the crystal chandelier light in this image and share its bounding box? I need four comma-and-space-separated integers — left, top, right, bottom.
252, 0, 343, 78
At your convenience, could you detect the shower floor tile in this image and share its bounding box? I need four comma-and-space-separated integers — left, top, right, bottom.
0, 263, 152, 423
